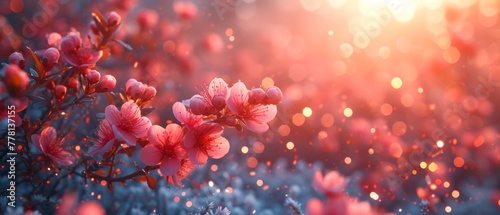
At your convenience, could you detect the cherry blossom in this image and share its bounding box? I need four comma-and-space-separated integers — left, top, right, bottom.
188, 78, 229, 115
226, 81, 277, 132
88, 119, 116, 156
313, 170, 347, 196
140, 124, 186, 176
31, 126, 75, 166
105, 101, 152, 146
164, 159, 194, 187
60, 32, 103, 69
183, 123, 230, 165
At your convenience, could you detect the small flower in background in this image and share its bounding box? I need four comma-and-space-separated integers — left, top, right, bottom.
60, 32, 103, 70
2, 64, 30, 97
105, 101, 152, 146
8, 52, 25, 69
313, 170, 347, 196
31, 126, 75, 166
226, 81, 278, 133
183, 122, 230, 165
173, 1, 198, 21
88, 119, 116, 156
136, 9, 159, 30
140, 124, 186, 176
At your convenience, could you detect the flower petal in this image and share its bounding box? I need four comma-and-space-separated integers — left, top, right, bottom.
250, 104, 277, 123
105, 105, 121, 125
165, 123, 184, 144
208, 78, 229, 99
183, 131, 196, 148
160, 158, 181, 176
88, 139, 115, 156
226, 81, 248, 114
121, 101, 141, 120
40, 126, 57, 154
173, 102, 202, 128
147, 125, 166, 146
140, 144, 163, 166
31, 134, 42, 150
132, 117, 151, 138
113, 126, 137, 146
50, 150, 74, 166
207, 136, 230, 159
188, 148, 208, 165
244, 119, 269, 133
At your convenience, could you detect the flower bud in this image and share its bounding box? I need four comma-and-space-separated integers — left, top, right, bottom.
95, 75, 116, 93
211, 94, 226, 110
85, 70, 101, 84
3, 64, 29, 97
173, 1, 198, 21
68, 77, 79, 89
106, 11, 121, 27
47, 32, 62, 47
61, 36, 78, 53
265, 86, 282, 104
224, 116, 237, 127
55, 85, 67, 101
137, 9, 159, 29
9, 52, 25, 69
189, 96, 207, 115
89, 21, 100, 35
142, 86, 157, 101
130, 82, 145, 100
125, 78, 138, 95
248, 88, 266, 105
42, 47, 60, 70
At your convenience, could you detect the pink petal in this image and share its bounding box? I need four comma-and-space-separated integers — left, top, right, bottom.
207, 136, 230, 159
40, 127, 57, 154
140, 144, 163, 166
165, 123, 184, 144
159, 158, 181, 176
132, 116, 152, 138
208, 78, 229, 99
16, 97, 29, 112
188, 148, 208, 165
312, 170, 325, 192
199, 123, 223, 139
112, 126, 137, 146
244, 119, 269, 133
183, 131, 196, 148
173, 102, 203, 128
105, 105, 121, 125
306, 198, 325, 215
250, 104, 277, 123
88, 139, 115, 156
31, 134, 41, 150
227, 81, 248, 114
121, 101, 141, 120
147, 125, 166, 146
50, 150, 75, 166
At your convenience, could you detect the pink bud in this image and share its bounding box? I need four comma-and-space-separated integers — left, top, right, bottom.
95, 75, 116, 93
202, 33, 223, 53
125, 78, 138, 95
9, 52, 25, 69
248, 88, 267, 105
173, 1, 198, 21
68, 77, 79, 89
85, 70, 101, 84
136, 9, 159, 29
142, 86, 157, 101
47, 32, 62, 47
55, 85, 67, 101
211, 95, 226, 110
42, 47, 60, 69
61, 36, 77, 54
189, 96, 207, 115
130, 82, 145, 100
90, 21, 100, 35
3, 64, 29, 97
106, 11, 121, 27
265, 86, 282, 104
224, 116, 237, 127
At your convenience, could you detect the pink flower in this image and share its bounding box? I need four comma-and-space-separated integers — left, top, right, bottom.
313, 170, 347, 196
183, 123, 230, 165
226, 81, 277, 133
140, 124, 186, 176
88, 119, 116, 156
31, 127, 75, 166
172, 102, 203, 129
163, 159, 194, 187
61, 33, 103, 69
173, 1, 198, 20
105, 101, 152, 146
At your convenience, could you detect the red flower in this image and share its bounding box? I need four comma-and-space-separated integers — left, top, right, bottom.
183, 123, 230, 165
88, 119, 116, 156
172, 101, 203, 129
60, 32, 103, 69
140, 124, 186, 176
31, 127, 75, 166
